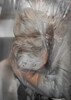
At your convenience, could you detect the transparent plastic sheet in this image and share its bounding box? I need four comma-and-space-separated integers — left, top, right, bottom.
11, 0, 71, 99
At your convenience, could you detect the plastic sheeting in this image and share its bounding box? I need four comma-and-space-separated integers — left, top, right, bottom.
11, 0, 71, 99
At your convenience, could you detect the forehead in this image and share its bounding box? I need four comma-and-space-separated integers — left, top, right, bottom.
20, 8, 49, 23
15, 8, 51, 37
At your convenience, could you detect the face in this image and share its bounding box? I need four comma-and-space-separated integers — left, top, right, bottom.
12, 9, 54, 72
13, 32, 48, 71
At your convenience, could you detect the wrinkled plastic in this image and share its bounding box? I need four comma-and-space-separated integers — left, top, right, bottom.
11, 0, 71, 98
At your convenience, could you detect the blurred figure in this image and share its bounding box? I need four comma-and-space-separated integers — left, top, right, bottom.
0, 0, 71, 100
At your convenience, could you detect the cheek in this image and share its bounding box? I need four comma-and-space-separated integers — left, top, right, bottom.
16, 49, 48, 70
40, 49, 48, 68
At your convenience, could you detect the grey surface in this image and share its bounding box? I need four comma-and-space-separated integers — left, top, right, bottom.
0, 0, 16, 19
0, 38, 14, 61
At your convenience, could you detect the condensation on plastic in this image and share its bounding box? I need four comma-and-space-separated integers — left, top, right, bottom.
13, 0, 71, 72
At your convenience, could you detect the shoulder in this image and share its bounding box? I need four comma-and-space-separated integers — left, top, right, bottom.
0, 58, 9, 67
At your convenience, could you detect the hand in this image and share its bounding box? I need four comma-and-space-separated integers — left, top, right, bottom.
21, 71, 41, 86
13, 68, 41, 86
